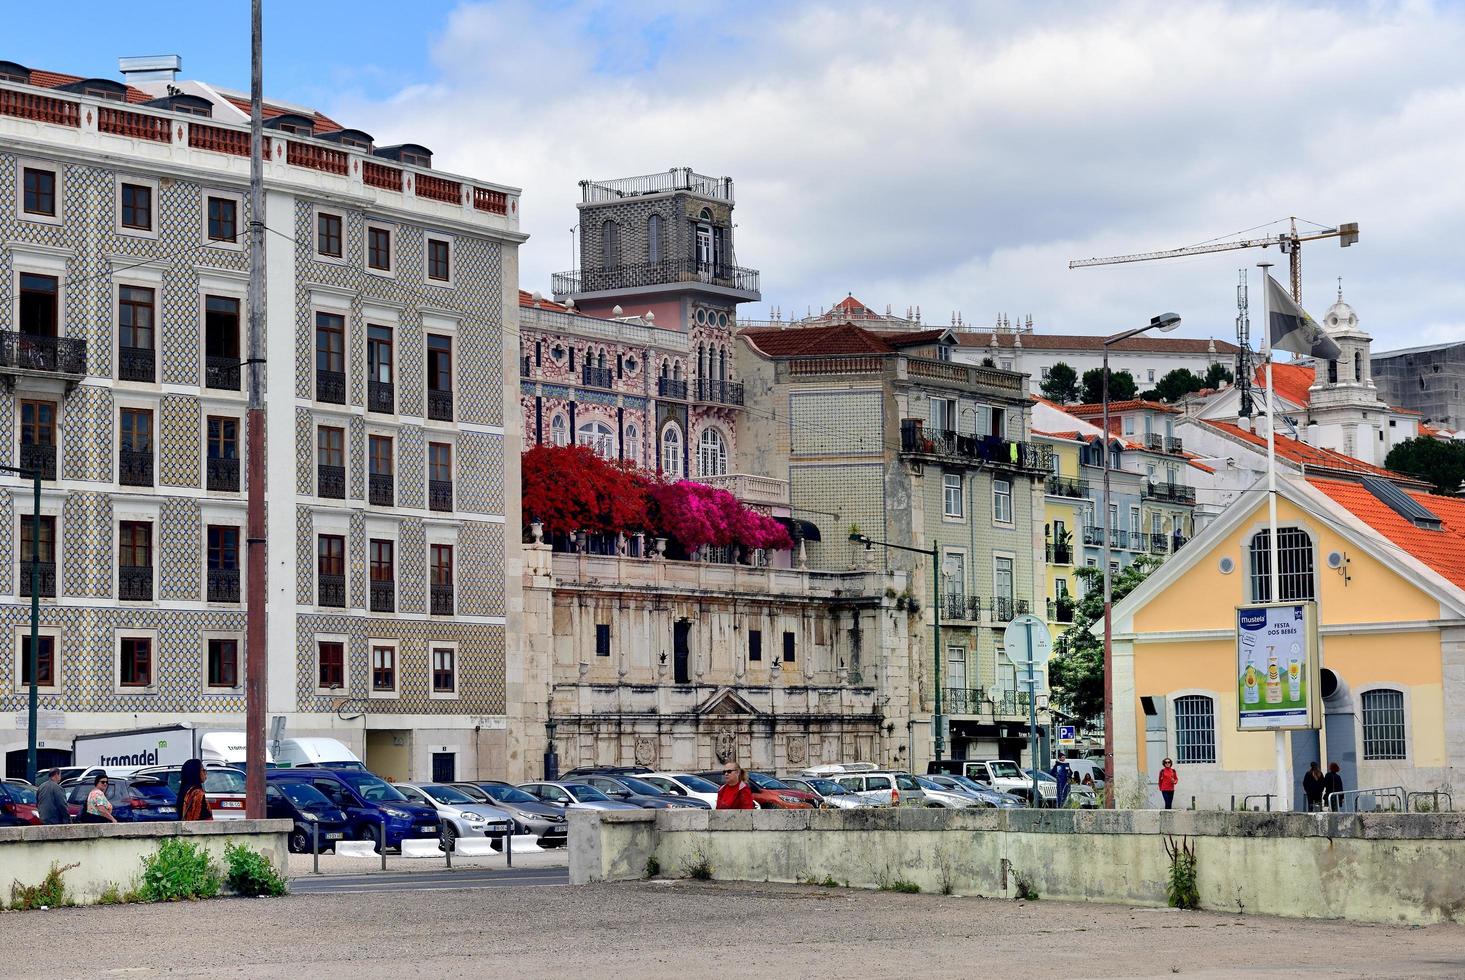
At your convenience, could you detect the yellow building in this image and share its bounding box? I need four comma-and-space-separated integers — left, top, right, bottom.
1035, 432, 1085, 644
1110, 471, 1464, 810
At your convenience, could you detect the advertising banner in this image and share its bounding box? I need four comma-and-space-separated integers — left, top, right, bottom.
1236, 601, 1320, 731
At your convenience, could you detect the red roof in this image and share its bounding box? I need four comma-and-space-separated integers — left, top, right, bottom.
1254, 362, 1315, 407
1307, 478, 1465, 591
830, 295, 883, 318
222, 97, 342, 134
741, 323, 947, 357
1201, 419, 1410, 481
518, 289, 573, 314
959, 332, 1239, 354
1033, 429, 1085, 442
1067, 400, 1180, 416
25, 68, 151, 104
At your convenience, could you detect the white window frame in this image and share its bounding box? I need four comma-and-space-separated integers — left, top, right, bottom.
115, 175, 160, 239
312, 205, 348, 264
364, 220, 396, 277
1170, 690, 1220, 766
942, 472, 964, 520
424, 232, 454, 287
661, 422, 683, 478
201, 630, 244, 695
1357, 685, 1410, 763
314, 632, 351, 696
201, 188, 245, 251
15, 157, 63, 226
113, 627, 160, 695
368, 638, 401, 699
578, 419, 616, 460
13, 625, 61, 695
946, 644, 968, 692
312, 512, 350, 610
696, 426, 728, 478
429, 639, 460, 700
550, 414, 569, 447
992, 478, 1013, 525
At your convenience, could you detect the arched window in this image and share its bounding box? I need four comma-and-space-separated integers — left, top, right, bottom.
661, 424, 683, 478
1354, 350, 1363, 383
647, 214, 663, 264
549, 414, 568, 447
697, 344, 707, 379
1174, 695, 1216, 764
697, 428, 728, 477
696, 209, 714, 268
578, 420, 615, 460
1361, 689, 1406, 760
1249, 527, 1315, 601
625, 424, 639, 461
659, 359, 669, 379
602, 220, 620, 268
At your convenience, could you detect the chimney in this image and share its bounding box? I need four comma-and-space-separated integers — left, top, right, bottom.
118, 55, 182, 83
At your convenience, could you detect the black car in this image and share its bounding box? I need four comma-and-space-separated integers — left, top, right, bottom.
560, 765, 653, 778
265, 781, 351, 853
578, 773, 711, 809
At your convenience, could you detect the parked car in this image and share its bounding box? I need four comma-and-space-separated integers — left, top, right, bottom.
0, 781, 40, 826
132, 764, 249, 819
638, 772, 722, 807
781, 776, 873, 809
924, 773, 1024, 808
799, 764, 926, 806
560, 765, 653, 778
954, 760, 1053, 806
913, 775, 980, 808
695, 771, 819, 809
1026, 769, 1098, 808
396, 782, 513, 849
65, 775, 177, 823
517, 781, 642, 811
577, 773, 711, 809
4, 776, 33, 788
267, 769, 440, 851
264, 780, 351, 853
454, 781, 569, 848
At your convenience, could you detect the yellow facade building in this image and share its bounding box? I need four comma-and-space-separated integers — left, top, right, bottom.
1036, 433, 1085, 643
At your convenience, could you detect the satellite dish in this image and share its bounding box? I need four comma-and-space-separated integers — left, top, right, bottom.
1218, 556, 1235, 575
1326, 551, 1345, 569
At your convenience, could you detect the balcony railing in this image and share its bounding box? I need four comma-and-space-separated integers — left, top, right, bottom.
989, 597, 1030, 622
415, 173, 461, 205
1045, 543, 1073, 565
1144, 481, 1196, 504
369, 473, 394, 507
944, 687, 989, 715
582, 365, 614, 389
1046, 475, 1087, 498
317, 464, 345, 499
18, 561, 57, 599
318, 574, 346, 608
1173, 534, 1189, 551
430, 584, 454, 616
119, 450, 153, 487
1145, 432, 1165, 451
208, 456, 240, 493
0, 332, 86, 377
580, 168, 733, 203
695, 378, 745, 406
98, 106, 171, 142
1047, 597, 1075, 623
205, 355, 241, 391
285, 140, 348, 176
19, 443, 56, 482
1082, 526, 1104, 547
473, 187, 508, 214
362, 160, 402, 192
428, 389, 453, 421
429, 479, 453, 513
992, 690, 1033, 717
899, 419, 1053, 473
316, 369, 346, 404
552, 258, 760, 297
1148, 533, 1169, 555
207, 567, 240, 603
118, 346, 155, 383
370, 580, 395, 613
367, 379, 394, 414
1166, 436, 1184, 454
658, 377, 688, 400
119, 565, 153, 602
941, 594, 981, 621
0, 88, 81, 127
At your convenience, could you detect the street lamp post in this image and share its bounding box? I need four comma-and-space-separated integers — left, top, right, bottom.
1, 464, 43, 782
1100, 313, 1181, 808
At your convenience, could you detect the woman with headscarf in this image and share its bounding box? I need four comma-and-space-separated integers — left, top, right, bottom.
178, 758, 212, 821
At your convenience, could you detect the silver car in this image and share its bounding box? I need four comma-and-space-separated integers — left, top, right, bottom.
782, 776, 875, 809
454, 781, 569, 848
517, 781, 642, 811
396, 782, 513, 848
927, 773, 1025, 808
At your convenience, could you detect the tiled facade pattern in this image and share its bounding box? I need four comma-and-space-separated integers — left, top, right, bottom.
789, 463, 889, 569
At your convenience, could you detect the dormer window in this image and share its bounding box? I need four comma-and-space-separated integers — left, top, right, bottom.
60, 78, 127, 102
321, 128, 374, 152
264, 113, 315, 137
146, 94, 213, 118
399, 149, 430, 167
373, 144, 433, 168
0, 61, 30, 84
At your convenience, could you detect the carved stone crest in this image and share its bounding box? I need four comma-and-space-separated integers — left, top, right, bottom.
786, 736, 808, 766
634, 736, 657, 767
713, 730, 736, 763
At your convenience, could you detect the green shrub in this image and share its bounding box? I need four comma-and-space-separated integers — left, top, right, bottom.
140, 839, 221, 902
8, 862, 77, 910
879, 878, 920, 894
820, 875, 840, 888
96, 880, 143, 906
224, 843, 288, 897
644, 855, 661, 879
679, 849, 714, 881
1165, 835, 1199, 910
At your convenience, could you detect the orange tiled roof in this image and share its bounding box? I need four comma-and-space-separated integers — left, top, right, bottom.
1201, 419, 1409, 480
221, 96, 342, 134
1253, 361, 1315, 407
518, 289, 573, 313
1066, 399, 1181, 416
1033, 429, 1085, 442
26, 68, 150, 104
1307, 477, 1465, 591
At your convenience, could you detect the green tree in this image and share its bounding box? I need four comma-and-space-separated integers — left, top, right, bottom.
1384, 436, 1465, 495
1203, 362, 1235, 389
1154, 368, 1205, 403
1048, 557, 1160, 723
1080, 367, 1137, 404
1040, 361, 1080, 403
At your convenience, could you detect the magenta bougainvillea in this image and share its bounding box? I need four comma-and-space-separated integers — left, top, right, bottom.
650, 481, 794, 552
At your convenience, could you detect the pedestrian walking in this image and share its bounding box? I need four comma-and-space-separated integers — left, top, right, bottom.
1323, 762, 1344, 810
1302, 761, 1326, 812
81, 773, 116, 824
1051, 752, 1072, 808
1157, 758, 1178, 810
177, 758, 212, 821
716, 761, 754, 809
36, 767, 69, 825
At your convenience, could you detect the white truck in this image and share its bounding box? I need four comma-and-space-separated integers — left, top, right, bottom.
73, 725, 275, 771
960, 760, 1056, 806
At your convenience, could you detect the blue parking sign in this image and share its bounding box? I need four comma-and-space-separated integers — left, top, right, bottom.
1058, 725, 1076, 743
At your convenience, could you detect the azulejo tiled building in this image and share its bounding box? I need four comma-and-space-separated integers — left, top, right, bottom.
0, 56, 523, 781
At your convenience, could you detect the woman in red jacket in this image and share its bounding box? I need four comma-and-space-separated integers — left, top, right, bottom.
1157, 758, 1178, 810
716, 762, 754, 809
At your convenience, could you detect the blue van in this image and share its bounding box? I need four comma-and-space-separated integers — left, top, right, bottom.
266, 768, 439, 851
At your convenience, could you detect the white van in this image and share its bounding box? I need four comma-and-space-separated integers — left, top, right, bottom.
198, 731, 273, 767
272, 737, 364, 770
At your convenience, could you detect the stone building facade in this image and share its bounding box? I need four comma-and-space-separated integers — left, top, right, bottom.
0, 59, 522, 781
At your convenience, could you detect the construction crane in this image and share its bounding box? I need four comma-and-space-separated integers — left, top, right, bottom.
1069, 217, 1359, 304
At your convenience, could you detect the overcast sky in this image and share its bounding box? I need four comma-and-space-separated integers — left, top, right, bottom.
16, 1, 1465, 352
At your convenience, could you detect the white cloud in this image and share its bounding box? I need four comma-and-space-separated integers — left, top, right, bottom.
333, 0, 1465, 351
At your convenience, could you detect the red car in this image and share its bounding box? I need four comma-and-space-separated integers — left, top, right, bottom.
133, 765, 249, 818
697, 771, 818, 809
0, 781, 40, 826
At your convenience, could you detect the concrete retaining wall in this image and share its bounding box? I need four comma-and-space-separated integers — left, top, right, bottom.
569, 808, 1465, 925
0, 820, 291, 906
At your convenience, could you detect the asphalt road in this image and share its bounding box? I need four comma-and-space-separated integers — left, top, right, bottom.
290, 865, 568, 894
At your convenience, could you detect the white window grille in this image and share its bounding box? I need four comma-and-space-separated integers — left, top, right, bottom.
661, 424, 683, 478
1361, 689, 1407, 760
1249, 527, 1316, 602
697, 427, 728, 477
1174, 695, 1216, 764
577, 421, 615, 460
943, 473, 963, 518
549, 414, 568, 447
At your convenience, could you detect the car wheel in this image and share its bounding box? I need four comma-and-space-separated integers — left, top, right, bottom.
288, 828, 309, 853
441, 822, 458, 852
357, 824, 383, 853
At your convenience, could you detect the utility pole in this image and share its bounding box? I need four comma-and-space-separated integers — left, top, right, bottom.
244, 0, 269, 819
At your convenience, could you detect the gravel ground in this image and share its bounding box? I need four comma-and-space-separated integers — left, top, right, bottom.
6, 880, 1462, 979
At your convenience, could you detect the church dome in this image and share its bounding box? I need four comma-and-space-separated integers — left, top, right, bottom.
1323, 283, 1359, 333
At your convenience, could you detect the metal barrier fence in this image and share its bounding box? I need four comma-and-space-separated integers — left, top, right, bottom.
306, 817, 520, 875
1327, 786, 1407, 813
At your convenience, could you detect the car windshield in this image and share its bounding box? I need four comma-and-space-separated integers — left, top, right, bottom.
565, 783, 611, 802
481, 784, 538, 805
205, 769, 246, 793
422, 785, 474, 804
619, 777, 665, 796
748, 773, 791, 791
280, 783, 332, 809
130, 783, 176, 803
807, 779, 847, 796
670, 774, 719, 793
915, 776, 943, 790
895, 773, 920, 791
340, 773, 407, 802
988, 761, 1023, 779
951, 776, 991, 794
6, 784, 37, 804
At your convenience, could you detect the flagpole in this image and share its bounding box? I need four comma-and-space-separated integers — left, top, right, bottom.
1259, 262, 1289, 811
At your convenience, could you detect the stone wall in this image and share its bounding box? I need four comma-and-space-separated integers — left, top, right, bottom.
570, 808, 1465, 926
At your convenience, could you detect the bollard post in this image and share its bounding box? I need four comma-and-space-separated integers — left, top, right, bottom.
1190, 796, 1196, 810
312, 821, 320, 876
1230, 794, 1236, 811
378, 820, 387, 871
506, 826, 513, 868
445, 829, 452, 870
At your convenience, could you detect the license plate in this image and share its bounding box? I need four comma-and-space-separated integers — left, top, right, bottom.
220, 801, 243, 808
326, 832, 343, 840
420, 825, 436, 832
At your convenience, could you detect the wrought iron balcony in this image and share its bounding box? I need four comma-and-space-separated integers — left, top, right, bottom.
0, 332, 86, 378
1145, 432, 1165, 451
19, 443, 56, 482
119, 450, 153, 487
118, 346, 155, 383
694, 378, 744, 406
1082, 526, 1105, 547
582, 366, 614, 389
207, 567, 240, 603
316, 369, 346, 404
944, 687, 989, 716
1149, 533, 1169, 555
369, 473, 394, 507
941, 593, 981, 621
317, 464, 345, 499
658, 377, 688, 400
992, 690, 1033, 717
1047, 596, 1075, 623
1045, 543, 1073, 565
551, 258, 760, 298
369, 579, 395, 613
119, 564, 153, 601
1144, 481, 1196, 504
430, 584, 454, 616
205, 355, 241, 391
367, 379, 395, 414
318, 573, 346, 608
1045, 475, 1088, 498
208, 456, 240, 492
428, 389, 453, 421
989, 597, 1030, 623
429, 479, 453, 513
1166, 436, 1184, 454
899, 419, 1054, 473
17, 560, 56, 598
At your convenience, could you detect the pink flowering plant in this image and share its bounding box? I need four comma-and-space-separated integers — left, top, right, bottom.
650, 481, 793, 553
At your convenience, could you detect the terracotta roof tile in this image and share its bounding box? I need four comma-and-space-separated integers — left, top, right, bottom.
1201, 419, 1410, 481
741, 323, 941, 357
958, 332, 1240, 354
27, 68, 150, 103
1066, 399, 1180, 416
517, 289, 572, 313
1253, 361, 1315, 407
1307, 477, 1465, 590
222, 97, 343, 133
